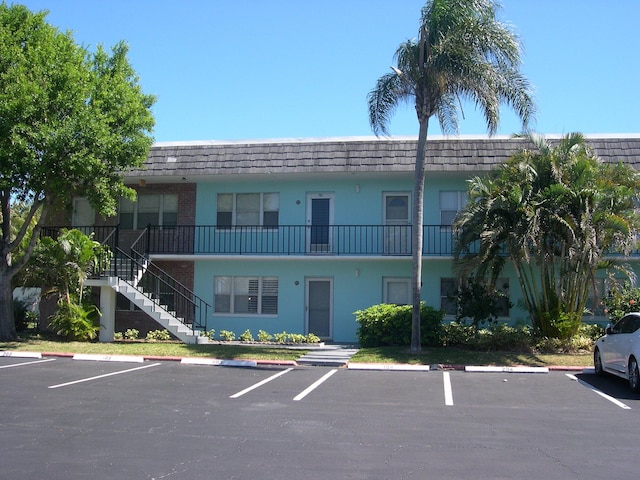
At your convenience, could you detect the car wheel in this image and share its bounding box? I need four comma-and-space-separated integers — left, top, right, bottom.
629, 357, 640, 393
594, 348, 604, 375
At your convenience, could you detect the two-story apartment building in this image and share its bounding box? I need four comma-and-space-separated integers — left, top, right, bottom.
46, 135, 640, 343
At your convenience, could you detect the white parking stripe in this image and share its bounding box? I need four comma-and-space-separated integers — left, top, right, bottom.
229, 368, 294, 398
566, 374, 631, 410
293, 369, 337, 401
443, 372, 454, 406
0, 358, 56, 369
48, 362, 161, 389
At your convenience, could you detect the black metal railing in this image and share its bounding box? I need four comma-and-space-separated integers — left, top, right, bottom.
110, 247, 209, 332
42, 225, 211, 333
139, 224, 461, 256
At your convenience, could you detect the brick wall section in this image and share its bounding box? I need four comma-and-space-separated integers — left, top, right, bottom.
44, 182, 196, 242
115, 260, 195, 336
41, 183, 197, 336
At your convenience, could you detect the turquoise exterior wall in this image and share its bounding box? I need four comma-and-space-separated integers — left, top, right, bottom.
190, 172, 600, 343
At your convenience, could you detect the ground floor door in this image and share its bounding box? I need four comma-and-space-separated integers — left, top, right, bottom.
305, 277, 333, 340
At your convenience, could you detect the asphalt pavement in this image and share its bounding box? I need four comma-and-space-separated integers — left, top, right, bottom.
1, 353, 640, 479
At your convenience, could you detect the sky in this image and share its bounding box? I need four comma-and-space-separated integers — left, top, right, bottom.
11, 0, 640, 143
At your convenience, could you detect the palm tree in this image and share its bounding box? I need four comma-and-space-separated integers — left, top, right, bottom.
454, 133, 640, 337
368, 0, 534, 352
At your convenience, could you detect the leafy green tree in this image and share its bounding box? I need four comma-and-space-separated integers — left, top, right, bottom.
0, 4, 155, 340
367, 0, 534, 352
454, 133, 640, 338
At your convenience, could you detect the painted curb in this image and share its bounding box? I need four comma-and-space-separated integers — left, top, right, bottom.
256, 359, 298, 367
0, 351, 42, 359
72, 353, 145, 363
465, 365, 549, 373
180, 357, 257, 368
348, 363, 430, 372
41, 352, 74, 358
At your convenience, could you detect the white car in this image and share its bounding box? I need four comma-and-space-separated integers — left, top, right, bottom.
594, 312, 640, 392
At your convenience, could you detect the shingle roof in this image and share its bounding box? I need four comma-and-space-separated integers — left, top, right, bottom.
124, 135, 640, 179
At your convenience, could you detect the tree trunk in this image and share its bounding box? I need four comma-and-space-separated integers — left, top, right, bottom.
0, 268, 17, 341
410, 118, 430, 353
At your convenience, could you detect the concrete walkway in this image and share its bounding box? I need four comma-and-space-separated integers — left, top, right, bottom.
296, 344, 359, 367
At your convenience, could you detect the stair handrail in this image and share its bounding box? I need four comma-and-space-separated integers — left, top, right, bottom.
115, 246, 210, 332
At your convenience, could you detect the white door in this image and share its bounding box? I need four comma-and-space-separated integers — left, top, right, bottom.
383, 193, 410, 254
306, 278, 333, 339
306, 193, 334, 253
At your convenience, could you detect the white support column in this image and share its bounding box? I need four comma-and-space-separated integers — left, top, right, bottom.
99, 286, 116, 343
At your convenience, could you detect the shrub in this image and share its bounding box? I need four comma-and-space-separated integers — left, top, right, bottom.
113, 332, 123, 340
124, 328, 139, 340
146, 329, 171, 341
474, 324, 532, 352
257, 330, 272, 342
578, 323, 604, 341
304, 333, 321, 343
440, 322, 476, 347
289, 333, 305, 343
354, 303, 444, 348
239, 329, 254, 342
441, 322, 531, 351
219, 330, 235, 341
49, 300, 99, 341
455, 277, 512, 328
603, 282, 640, 324
203, 329, 216, 340
273, 332, 289, 343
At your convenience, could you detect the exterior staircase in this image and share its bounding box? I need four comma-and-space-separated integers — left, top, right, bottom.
108, 276, 199, 343
104, 247, 208, 344
43, 225, 211, 344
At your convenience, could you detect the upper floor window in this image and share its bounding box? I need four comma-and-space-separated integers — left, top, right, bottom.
440, 191, 467, 226
217, 193, 279, 228
119, 194, 178, 229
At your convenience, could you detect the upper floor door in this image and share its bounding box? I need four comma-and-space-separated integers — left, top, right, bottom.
383, 192, 411, 254
306, 193, 334, 253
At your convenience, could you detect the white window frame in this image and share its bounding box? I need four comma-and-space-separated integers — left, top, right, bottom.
119, 194, 178, 229
439, 191, 467, 227
383, 277, 411, 305
216, 193, 279, 228
214, 276, 279, 316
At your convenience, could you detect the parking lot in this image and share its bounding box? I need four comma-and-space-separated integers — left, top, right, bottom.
2, 355, 640, 480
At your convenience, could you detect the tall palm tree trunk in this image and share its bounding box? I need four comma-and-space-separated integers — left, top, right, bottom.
411, 117, 429, 353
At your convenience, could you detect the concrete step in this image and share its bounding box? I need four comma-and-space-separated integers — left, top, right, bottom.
297, 348, 359, 367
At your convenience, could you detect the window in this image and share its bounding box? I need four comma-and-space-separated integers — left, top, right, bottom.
440, 278, 458, 316
214, 276, 278, 315
440, 191, 467, 226
119, 194, 178, 229
217, 193, 279, 228
383, 278, 411, 305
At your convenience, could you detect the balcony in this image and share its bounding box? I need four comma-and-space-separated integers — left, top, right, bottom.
139, 224, 460, 257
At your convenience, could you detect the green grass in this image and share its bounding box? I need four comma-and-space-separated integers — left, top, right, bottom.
350, 346, 593, 367
0, 333, 305, 362
1, 332, 593, 367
